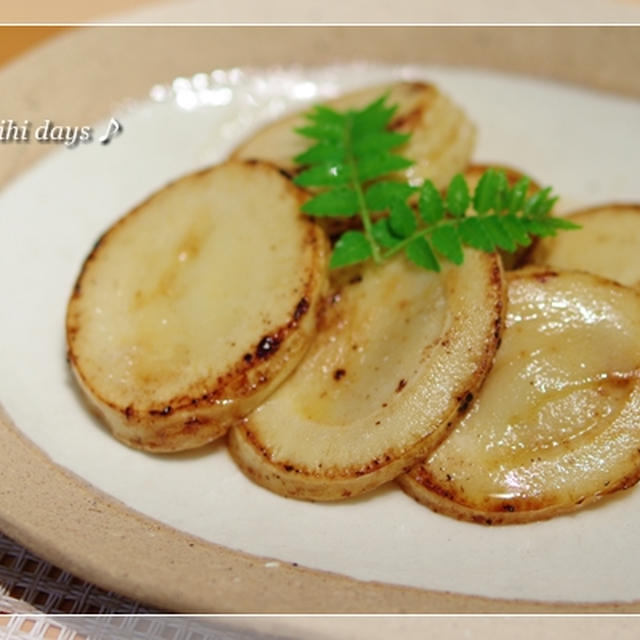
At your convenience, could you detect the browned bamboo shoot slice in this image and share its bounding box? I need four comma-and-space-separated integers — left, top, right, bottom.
527, 204, 640, 287
399, 268, 640, 524
67, 161, 329, 452
228, 250, 505, 501
232, 81, 476, 191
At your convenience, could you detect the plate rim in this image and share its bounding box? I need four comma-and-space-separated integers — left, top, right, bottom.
3, 403, 640, 613
2, 24, 640, 613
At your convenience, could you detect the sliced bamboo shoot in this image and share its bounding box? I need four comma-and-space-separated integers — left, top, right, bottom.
228, 250, 504, 500
399, 268, 640, 524
66, 161, 329, 452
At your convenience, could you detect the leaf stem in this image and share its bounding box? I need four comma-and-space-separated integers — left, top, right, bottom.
382, 217, 454, 260
344, 114, 382, 265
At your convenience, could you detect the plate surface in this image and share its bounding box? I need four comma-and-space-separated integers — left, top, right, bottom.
2, 61, 640, 609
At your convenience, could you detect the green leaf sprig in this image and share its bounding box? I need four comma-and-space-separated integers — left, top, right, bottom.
293, 94, 579, 271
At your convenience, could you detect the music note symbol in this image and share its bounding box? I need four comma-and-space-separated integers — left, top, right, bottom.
99, 118, 123, 145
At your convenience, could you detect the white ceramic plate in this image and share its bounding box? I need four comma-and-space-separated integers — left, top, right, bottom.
2, 63, 640, 605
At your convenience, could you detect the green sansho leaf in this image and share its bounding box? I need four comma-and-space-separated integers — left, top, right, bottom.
353, 131, 410, 156
330, 230, 373, 268
357, 153, 413, 182
294, 141, 345, 165
372, 218, 403, 249
500, 214, 531, 247
388, 200, 417, 238
418, 180, 444, 224
292, 91, 577, 272
492, 170, 509, 213
351, 94, 396, 135
405, 237, 440, 272
458, 216, 495, 253
301, 188, 359, 216
295, 106, 345, 141
524, 187, 554, 216
294, 162, 352, 188
431, 224, 464, 265
446, 174, 470, 217
483, 215, 516, 252
547, 217, 582, 231
473, 168, 500, 215
365, 181, 417, 211
507, 176, 530, 215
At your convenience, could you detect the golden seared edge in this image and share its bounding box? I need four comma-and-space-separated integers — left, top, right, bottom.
66, 160, 329, 453
228, 250, 505, 501
527, 203, 640, 288
232, 81, 476, 191
399, 267, 640, 524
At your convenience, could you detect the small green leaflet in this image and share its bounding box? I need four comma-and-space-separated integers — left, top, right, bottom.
294, 94, 579, 271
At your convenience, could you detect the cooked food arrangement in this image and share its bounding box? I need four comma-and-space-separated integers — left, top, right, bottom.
232, 82, 475, 191
228, 249, 503, 500
67, 162, 329, 452
399, 267, 640, 524
66, 80, 640, 524
528, 204, 640, 288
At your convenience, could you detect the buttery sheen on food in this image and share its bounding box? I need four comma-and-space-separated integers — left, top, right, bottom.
399, 268, 640, 524
66, 161, 328, 452
228, 250, 505, 500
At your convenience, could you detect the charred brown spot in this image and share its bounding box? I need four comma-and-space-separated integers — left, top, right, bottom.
458, 392, 474, 413
354, 455, 395, 476
149, 405, 173, 417
390, 107, 422, 132
293, 297, 310, 322
333, 368, 346, 381
243, 426, 271, 460
533, 269, 558, 284
124, 405, 134, 419
413, 469, 454, 500
277, 167, 294, 180
349, 273, 363, 284
256, 335, 281, 359
502, 504, 515, 512
181, 418, 204, 435
396, 378, 407, 392
494, 318, 502, 340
